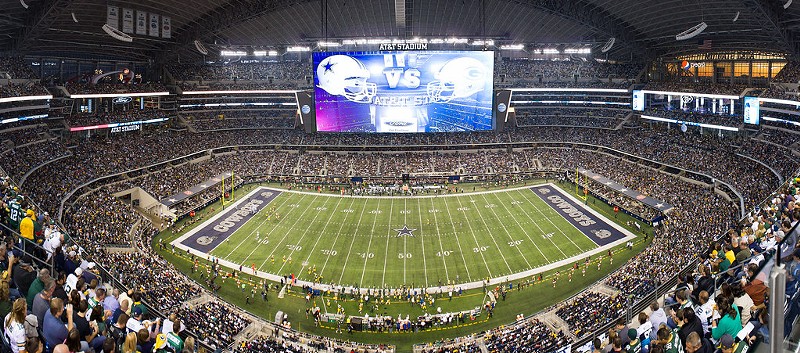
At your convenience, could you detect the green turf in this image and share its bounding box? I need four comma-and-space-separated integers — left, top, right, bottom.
208, 186, 599, 289
156, 181, 653, 352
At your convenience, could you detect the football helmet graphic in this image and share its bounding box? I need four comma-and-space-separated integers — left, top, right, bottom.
316, 55, 377, 103
427, 57, 487, 103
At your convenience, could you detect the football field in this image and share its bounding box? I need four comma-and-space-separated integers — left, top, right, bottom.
173, 184, 635, 290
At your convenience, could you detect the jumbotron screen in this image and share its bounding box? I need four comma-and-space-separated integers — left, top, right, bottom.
312, 51, 494, 133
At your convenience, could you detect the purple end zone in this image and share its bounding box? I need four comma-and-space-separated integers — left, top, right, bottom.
180, 189, 281, 253
530, 185, 626, 246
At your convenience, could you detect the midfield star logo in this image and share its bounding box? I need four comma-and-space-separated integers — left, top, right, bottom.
394, 225, 416, 237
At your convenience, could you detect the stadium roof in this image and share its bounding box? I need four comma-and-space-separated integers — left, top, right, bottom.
1, 0, 797, 62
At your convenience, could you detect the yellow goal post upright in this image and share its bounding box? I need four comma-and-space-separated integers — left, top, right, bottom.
575, 167, 588, 201
220, 170, 235, 208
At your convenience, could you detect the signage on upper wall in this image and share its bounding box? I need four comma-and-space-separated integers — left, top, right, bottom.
112, 96, 133, 104
110, 124, 141, 133
681, 60, 706, 71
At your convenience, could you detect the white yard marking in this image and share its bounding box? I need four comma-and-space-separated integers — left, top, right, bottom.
319, 198, 356, 277
441, 197, 474, 281
478, 193, 532, 268
380, 198, 394, 286
415, 198, 429, 288
488, 192, 550, 262
275, 196, 334, 275
444, 198, 492, 279
359, 198, 382, 286
337, 200, 370, 285
221, 192, 294, 259
252, 195, 318, 269
464, 196, 513, 274
301, 196, 344, 265
429, 197, 449, 282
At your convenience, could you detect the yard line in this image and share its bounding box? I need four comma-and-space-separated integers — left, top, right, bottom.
359, 198, 382, 286
462, 195, 513, 274
252, 194, 320, 270
517, 189, 589, 252
319, 198, 356, 277
380, 198, 394, 287
403, 198, 407, 284
478, 193, 532, 269
486, 192, 550, 263
441, 197, 473, 281
512, 190, 570, 258
337, 198, 370, 285
415, 198, 429, 288
223, 192, 294, 259
452, 197, 497, 279
276, 196, 334, 275
301, 196, 344, 265
429, 197, 449, 282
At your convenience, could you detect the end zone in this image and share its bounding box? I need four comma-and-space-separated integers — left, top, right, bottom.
172, 187, 281, 253
531, 183, 637, 247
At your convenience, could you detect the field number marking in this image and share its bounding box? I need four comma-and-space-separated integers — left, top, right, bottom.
508, 240, 524, 247
473, 246, 489, 253
357, 252, 374, 259
436, 250, 453, 257
321, 249, 337, 256
398, 253, 412, 259
457, 207, 470, 211
287, 244, 302, 251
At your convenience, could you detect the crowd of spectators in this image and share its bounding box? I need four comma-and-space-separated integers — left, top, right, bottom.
0, 139, 70, 181
756, 127, 800, 148
0, 57, 38, 79
640, 108, 741, 128
760, 86, 799, 101
555, 292, 627, 338
496, 59, 642, 81
0, 82, 49, 98
516, 115, 620, 128
644, 82, 748, 95
184, 112, 295, 131
65, 109, 169, 127
65, 82, 168, 95
773, 61, 800, 83
168, 61, 309, 82
178, 302, 251, 350
483, 317, 570, 353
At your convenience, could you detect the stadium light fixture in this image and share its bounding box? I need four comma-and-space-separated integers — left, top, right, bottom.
318, 41, 340, 47
287, 46, 311, 52
541, 48, 559, 54
194, 40, 209, 56
102, 24, 133, 43
500, 44, 524, 50
220, 50, 246, 56
564, 48, 591, 54
268, 50, 278, 56
675, 22, 707, 41
472, 40, 494, 46
601, 38, 615, 53
253, 51, 268, 56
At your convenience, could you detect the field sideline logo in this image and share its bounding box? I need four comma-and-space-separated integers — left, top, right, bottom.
213, 199, 265, 233
545, 195, 596, 227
